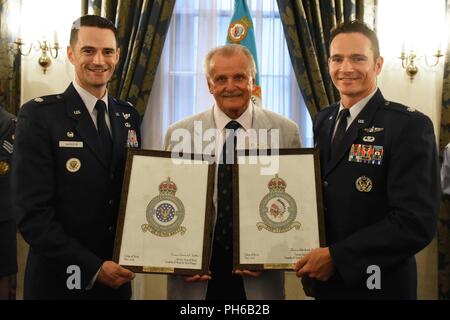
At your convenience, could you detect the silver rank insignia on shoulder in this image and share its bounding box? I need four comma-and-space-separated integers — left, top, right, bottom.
126, 130, 139, 148
34, 97, 44, 103
66, 158, 81, 173
363, 126, 384, 133
67, 131, 74, 138
407, 107, 416, 112
257, 175, 301, 233
363, 136, 375, 143
123, 113, 131, 120
142, 178, 186, 237
356, 176, 373, 193
73, 110, 81, 115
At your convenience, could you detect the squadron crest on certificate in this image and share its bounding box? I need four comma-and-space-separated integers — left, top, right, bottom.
257, 175, 301, 233
142, 178, 186, 237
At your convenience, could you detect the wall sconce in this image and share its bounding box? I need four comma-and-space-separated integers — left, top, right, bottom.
13, 37, 60, 74
399, 49, 444, 80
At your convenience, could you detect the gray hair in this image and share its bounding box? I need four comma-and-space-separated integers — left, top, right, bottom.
204, 44, 257, 80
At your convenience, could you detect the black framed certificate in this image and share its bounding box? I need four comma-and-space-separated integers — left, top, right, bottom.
113, 149, 214, 275
233, 148, 325, 270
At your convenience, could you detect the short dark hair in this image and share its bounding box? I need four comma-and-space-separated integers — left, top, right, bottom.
330, 20, 380, 59
70, 15, 118, 48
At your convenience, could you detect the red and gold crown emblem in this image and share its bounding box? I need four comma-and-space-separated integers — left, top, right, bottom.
159, 177, 177, 195
267, 174, 286, 192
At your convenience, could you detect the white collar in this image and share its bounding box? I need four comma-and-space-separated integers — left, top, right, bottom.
213, 101, 253, 131
339, 89, 377, 119
72, 81, 109, 115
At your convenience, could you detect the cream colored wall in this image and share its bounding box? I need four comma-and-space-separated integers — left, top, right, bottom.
20, 53, 73, 104
376, 0, 446, 300
377, 64, 444, 140
376, 0, 446, 141
18, 0, 79, 104
376, 65, 443, 301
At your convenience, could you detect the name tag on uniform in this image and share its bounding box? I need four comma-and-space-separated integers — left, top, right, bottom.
59, 141, 83, 148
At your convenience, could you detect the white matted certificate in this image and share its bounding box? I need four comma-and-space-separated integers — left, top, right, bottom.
113, 149, 214, 275
233, 148, 325, 270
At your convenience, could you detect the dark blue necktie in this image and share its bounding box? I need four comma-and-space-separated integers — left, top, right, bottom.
95, 100, 113, 166
331, 108, 350, 156
207, 120, 246, 300
215, 120, 241, 250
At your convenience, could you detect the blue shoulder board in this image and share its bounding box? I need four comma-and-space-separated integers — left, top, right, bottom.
28, 94, 64, 106
113, 98, 135, 109
383, 100, 422, 116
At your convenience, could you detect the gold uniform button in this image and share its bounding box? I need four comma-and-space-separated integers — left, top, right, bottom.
0, 161, 10, 175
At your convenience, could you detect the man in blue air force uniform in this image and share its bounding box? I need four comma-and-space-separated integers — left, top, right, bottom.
0, 106, 17, 300
294, 21, 439, 299
12, 15, 141, 299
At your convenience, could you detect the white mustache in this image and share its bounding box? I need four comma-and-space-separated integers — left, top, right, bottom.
222, 91, 243, 97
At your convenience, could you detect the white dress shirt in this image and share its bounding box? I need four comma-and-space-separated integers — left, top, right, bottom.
72, 80, 110, 288
73, 81, 111, 134
212, 102, 253, 212
213, 101, 253, 155
332, 89, 377, 139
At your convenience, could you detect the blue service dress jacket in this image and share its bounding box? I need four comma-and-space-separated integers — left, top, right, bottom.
12, 84, 141, 299
313, 89, 439, 299
0, 107, 18, 277
0, 108, 16, 223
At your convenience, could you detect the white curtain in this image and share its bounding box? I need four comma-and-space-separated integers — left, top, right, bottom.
141, 0, 313, 151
